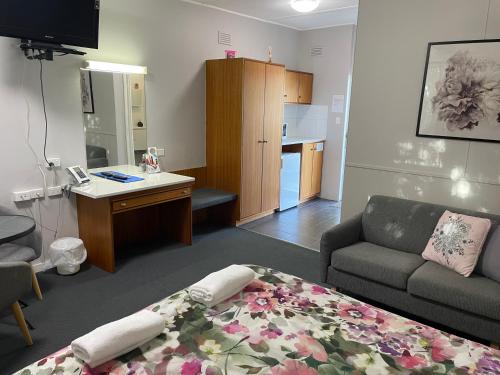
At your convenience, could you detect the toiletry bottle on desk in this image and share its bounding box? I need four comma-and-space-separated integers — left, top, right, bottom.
145, 147, 161, 174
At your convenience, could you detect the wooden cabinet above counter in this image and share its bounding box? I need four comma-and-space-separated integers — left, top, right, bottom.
284, 70, 313, 105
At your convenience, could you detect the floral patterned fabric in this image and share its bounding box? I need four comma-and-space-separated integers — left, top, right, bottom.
16, 266, 500, 375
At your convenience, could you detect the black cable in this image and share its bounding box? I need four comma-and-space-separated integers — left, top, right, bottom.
38, 58, 53, 168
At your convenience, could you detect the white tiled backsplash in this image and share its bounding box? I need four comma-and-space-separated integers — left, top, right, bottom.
284, 104, 328, 139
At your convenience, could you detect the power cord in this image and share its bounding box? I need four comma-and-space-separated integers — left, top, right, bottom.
38, 59, 54, 168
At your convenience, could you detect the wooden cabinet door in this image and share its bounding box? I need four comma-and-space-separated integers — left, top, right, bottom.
285, 70, 299, 103
312, 143, 324, 195
300, 143, 315, 200
241, 60, 266, 219
298, 73, 313, 104
262, 64, 285, 212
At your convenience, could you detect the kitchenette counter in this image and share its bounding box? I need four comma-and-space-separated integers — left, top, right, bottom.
282, 137, 325, 146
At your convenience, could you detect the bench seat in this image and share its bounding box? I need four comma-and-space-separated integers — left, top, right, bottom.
192, 188, 237, 211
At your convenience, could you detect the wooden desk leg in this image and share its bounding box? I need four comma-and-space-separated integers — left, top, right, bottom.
77, 195, 115, 272
162, 197, 192, 246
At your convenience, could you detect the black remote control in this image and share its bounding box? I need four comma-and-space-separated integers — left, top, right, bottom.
102, 172, 128, 180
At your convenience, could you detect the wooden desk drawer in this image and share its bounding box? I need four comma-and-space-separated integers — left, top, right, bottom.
112, 187, 191, 212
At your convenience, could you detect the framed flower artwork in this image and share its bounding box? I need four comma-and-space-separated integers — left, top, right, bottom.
417, 39, 500, 143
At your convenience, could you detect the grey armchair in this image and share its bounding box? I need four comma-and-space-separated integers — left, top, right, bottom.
0, 262, 33, 345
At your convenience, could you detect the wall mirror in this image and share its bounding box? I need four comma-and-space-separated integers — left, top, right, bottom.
80, 62, 148, 169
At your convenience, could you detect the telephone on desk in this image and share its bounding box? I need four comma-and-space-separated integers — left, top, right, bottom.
67, 166, 91, 185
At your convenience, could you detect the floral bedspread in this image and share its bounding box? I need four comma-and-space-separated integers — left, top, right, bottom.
16, 265, 500, 375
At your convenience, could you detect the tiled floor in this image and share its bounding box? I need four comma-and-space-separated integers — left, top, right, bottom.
241, 199, 341, 251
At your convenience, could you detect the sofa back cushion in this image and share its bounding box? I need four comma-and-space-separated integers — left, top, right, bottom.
476, 226, 500, 281
362, 196, 500, 255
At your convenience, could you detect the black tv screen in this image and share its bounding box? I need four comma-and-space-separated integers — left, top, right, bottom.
0, 0, 100, 49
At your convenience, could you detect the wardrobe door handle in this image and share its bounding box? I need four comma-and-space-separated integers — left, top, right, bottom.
120, 202, 127, 207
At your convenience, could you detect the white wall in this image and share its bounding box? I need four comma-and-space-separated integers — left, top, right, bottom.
0, 0, 299, 269
342, 0, 500, 219
0, 43, 84, 268
87, 0, 300, 171
297, 25, 356, 201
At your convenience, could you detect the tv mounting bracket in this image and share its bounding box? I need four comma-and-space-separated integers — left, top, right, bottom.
20, 40, 86, 61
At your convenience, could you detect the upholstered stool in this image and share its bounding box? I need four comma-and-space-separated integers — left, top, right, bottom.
0, 243, 43, 300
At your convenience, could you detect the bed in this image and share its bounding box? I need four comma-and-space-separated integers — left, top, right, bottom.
16, 266, 500, 374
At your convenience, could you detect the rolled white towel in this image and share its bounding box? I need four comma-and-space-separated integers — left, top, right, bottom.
188, 265, 255, 307
71, 310, 164, 368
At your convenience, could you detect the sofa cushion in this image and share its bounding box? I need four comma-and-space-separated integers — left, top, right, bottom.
362, 196, 500, 255
331, 242, 425, 290
0, 243, 37, 262
476, 225, 500, 282
408, 261, 500, 321
422, 211, 491, 277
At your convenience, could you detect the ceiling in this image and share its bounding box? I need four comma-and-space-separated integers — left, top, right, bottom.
183, 0, 358, 30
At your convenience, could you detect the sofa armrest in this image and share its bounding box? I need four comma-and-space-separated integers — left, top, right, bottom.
320, 213, 363, 282
0, 262, 32, 311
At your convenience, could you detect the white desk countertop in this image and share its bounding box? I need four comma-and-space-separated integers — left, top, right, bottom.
72, 165, 195, 199
282, 137, 325, 146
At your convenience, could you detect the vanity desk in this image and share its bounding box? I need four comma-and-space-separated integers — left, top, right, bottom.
73, 165, 195, 272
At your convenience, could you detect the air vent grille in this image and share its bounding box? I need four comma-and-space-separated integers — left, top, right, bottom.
218, 31, 232, 46
311, 47, 323, 56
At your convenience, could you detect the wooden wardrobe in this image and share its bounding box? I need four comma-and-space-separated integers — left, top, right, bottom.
206, 58, 285, 224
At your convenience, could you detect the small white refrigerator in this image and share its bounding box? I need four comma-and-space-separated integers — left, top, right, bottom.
279, 153, 301, 211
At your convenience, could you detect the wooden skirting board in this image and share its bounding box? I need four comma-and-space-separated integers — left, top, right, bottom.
236, 209, 276, 227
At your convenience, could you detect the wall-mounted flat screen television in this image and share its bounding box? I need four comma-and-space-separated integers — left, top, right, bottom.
0, 0, 100, 49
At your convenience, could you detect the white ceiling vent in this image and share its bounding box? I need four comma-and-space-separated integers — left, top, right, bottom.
218, 31, 232, 46
311, 47, 324, 57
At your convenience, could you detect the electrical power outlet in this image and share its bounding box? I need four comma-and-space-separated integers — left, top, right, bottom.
29, 188, 45, 200
47, 186, 63, 197
157, 148, 165, 157
47, 157, 61, 168
13, 191, 32, 202
13, 188, 44, 202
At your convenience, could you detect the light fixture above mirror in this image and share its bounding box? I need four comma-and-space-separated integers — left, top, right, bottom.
83, 61, 148, 75
290, 0, 320, 13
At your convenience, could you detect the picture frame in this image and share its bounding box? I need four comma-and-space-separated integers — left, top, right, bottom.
80, 70, 95, 114
416, 39, 500, 143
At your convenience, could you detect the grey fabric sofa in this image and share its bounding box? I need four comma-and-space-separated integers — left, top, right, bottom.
320, 195, 500, 344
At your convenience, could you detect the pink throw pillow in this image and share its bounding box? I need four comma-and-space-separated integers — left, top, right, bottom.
422, 211, 491, 277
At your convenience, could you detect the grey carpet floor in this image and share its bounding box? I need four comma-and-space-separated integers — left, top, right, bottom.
0, 226, 319, 374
